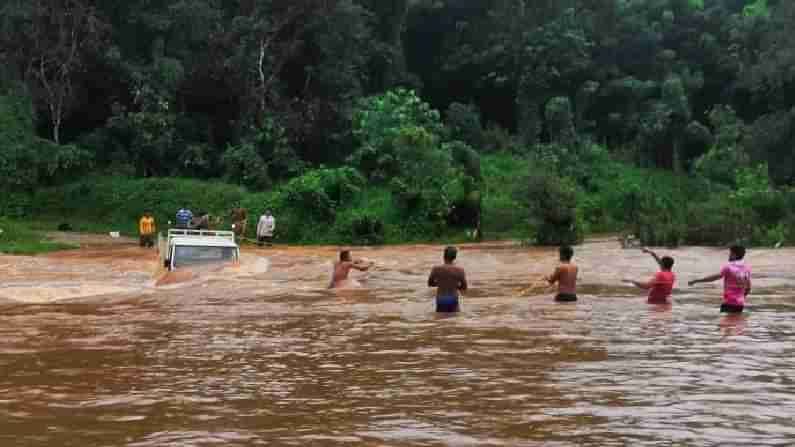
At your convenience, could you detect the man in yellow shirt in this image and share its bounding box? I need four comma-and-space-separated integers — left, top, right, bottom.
139, 211, 156, 248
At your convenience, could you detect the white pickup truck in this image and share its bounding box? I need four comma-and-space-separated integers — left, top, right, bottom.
159, 229, 240, 271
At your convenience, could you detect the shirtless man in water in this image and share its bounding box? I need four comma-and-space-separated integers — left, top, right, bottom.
546, 245, 579, 302
329, 250, 373, 289
428, 246, 468, 312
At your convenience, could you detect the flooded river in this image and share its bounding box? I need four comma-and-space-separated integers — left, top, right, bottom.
1, 237, 795, 446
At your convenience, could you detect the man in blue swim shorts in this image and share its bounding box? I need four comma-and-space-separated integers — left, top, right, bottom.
428, 246, 468, 312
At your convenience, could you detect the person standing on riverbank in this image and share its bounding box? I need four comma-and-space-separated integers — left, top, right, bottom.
230, 204, 248, 242
329, 250, 373, 289
139, 211, 156, 248
689, 245, 751, 313
427, 246, 468, 312
194, 211, 210, 230
622, 248, 675, 304
175, 206, 193, 229
257, 210, 275, 247
546, 245, 578, 302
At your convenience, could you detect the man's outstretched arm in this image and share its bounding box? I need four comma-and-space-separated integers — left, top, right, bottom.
352, 260, 374, 272
546, 267, 560, 285
623, 278, 653, 290
428, 269, 437, 287
688, 273, 722, 286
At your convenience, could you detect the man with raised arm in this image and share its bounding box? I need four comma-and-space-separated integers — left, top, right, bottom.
623, 248, 676, 304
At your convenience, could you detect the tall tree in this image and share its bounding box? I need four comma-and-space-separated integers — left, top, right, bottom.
0, 0, 108, 143
217, 1, 342, 126
359, 0, 410, 90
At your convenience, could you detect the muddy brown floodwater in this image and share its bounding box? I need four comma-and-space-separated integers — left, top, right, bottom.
2, 238, 795, 446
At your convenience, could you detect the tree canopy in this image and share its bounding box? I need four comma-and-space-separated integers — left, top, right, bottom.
1, 0, 795, 246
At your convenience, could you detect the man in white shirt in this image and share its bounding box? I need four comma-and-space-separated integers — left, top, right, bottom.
257, 210, 276, 247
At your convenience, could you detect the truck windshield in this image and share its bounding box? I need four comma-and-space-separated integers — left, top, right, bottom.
173, 246, 237, 268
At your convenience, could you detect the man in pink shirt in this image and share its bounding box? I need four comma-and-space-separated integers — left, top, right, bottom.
623, 248, 675, 304
689, 245, 751, 313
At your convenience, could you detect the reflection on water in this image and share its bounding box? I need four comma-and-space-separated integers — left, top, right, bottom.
1, 241, 795, 446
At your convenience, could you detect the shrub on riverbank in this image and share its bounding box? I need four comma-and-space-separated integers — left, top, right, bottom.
580, 160, 795, 247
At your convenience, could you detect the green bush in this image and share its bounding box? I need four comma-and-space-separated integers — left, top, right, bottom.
482, 123, 516, 153
0, 88, 39, 190
281, 167, 365, 222
0, 89, 93, 190
223, 119, 304, 190
684, 198, 755, 245
221, 141, 273, 190
0, 192, 34, 218
332, 210, 386, 245
544, 96, 577, 146
527, 172, 582, 245
694, 105, 749, 185
447, 140, 482, 180
445, 102, 483, 148
350, 88, 446, 181
532, 140, 612, 190
781, 215, 795, 245
479, 154, 530, 238
578, 161, 795, 248
76, 127, 135, 174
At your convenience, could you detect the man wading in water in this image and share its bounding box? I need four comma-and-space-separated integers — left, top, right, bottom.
329, 250, 373, 289
623, 248, 676, 304
427, 246, 468, 312
689, 245, 751, 313
546, 245, 578, 302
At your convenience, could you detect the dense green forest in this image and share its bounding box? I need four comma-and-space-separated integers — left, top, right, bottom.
1, 0, 795, 248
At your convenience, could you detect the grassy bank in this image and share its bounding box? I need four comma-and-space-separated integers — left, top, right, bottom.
0, 218, 78, 255
18, 156, 534, 245
21, 174, 478, 245
5, 152, 795, 248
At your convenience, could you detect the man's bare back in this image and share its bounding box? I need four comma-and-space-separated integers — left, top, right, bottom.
546, 246, 578, 302
549, 263, 578, 295
427, 246, 467, 313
